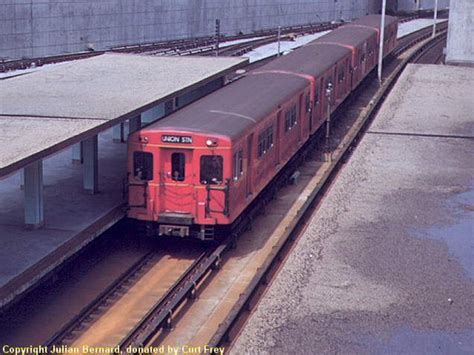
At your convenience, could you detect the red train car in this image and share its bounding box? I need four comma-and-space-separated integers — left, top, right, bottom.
257, 43, 352, 134
127, 15, 398, 240
128, 72, 312, 239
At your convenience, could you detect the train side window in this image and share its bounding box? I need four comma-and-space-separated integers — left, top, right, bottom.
201, 155, 223, 185
326, 77, 333, 88
314, 90, 320, 106
285, 105, 297, 132
238, 150, 243, 175
338, 67, 344, 82
266, 125, 273, 150
171, 153, 185, 181
233, 154, 238, 180
233, 150, 244, 181
133, 151, 153, 181
258, 125, 274, 158
305, 94, 311, 112
258, 132, 267, 158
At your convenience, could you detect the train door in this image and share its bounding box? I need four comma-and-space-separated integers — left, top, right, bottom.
361, 42, 367, 75
299, 94, 304, 142
330, 70, 336, 112
331, 66, 340, 106
129, 151, 154, 211
246, 134, 254, 197
318, 78, 324, 126
200, 154, 228, 219
159, 148, 194, 214
276, 111, 282, 165
345, 58, 351, 93
354, 49, 360, 85
306, 92, 312, 133
312, 80, 319, 131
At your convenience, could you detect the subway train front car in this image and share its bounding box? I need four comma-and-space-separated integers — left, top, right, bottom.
128, 128, 233, 241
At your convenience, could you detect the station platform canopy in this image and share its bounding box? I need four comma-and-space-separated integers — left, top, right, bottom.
0, 53, 247, 177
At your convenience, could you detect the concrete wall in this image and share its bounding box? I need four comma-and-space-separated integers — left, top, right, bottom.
446, 0, 473, 65
0, 0, 378, 60
395, 0, 450, 12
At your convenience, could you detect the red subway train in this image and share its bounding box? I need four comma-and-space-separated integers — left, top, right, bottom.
127, 15, 398, 240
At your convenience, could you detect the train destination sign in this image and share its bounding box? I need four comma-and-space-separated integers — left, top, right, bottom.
161, 135, 193, 144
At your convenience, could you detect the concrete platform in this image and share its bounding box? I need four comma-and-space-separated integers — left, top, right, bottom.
0, 128, 126, 308
232, 64, 474, 354
0, 53, 247, 176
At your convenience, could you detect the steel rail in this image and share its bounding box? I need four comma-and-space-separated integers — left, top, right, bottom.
393, 21, 448, 57
118, 241, 229, 349
410, 33, 447, 64
43, 251, 157, 347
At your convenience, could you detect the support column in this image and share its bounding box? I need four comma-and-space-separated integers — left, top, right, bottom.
24, 161, 44, 229
164, 100, 174, 115
72, 142, 83, 164
113, 122, 125, 143
83, 135, 98, 194
129, 115, 142, 134
20, 169, 24, 190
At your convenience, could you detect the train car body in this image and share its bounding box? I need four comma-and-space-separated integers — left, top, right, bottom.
127, 15, 398, 240
128, 72, 311, 239
258, 43, 352, 134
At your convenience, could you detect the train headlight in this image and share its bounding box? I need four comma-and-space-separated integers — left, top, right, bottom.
139, 136, 149, 143
206, 139, 217, 147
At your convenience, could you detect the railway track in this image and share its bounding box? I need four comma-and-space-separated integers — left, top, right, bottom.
40, 244, 206, 350
118, 242, 228, 349
411, 33, 447, 64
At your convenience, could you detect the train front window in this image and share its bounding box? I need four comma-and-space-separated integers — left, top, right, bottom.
201, 155, 223, 185
171, 153, 185, 181
134, 151, 153, 181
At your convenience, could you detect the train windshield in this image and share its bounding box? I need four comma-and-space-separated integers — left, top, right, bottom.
171, 152, 185, 181
200, 155, 223, 185
133, 151, 153, 181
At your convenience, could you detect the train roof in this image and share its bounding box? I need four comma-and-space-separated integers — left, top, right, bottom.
143, 72, 309, 140
309, 25, 376, 49
306, 15, 397, 50
141, 15, 398, 143
257, 43, 350, 78
347, 14, 398, 30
